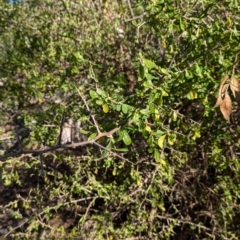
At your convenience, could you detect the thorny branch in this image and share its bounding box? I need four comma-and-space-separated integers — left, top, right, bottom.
0, 87, 129, 163
0, 125, 123, 161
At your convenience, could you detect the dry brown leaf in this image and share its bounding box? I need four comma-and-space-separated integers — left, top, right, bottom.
215, 75, 230, 107
230, 75, 239, 97
219, 92, 232, 120
230, 75, 240, 106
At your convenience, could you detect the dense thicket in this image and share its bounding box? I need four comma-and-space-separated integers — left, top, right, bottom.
0, 0, 240, 239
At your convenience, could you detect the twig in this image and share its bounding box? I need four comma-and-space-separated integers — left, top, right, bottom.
127, 0, 134, 18
136, 21, 146, 38
57, 110, 66, 145
93, 141, 132, 164
156, 214, 214, 235
39, 153, 45, 177
36, 196, 98, 216
4, 219, 29, 237
69, 196, 97, 204
0, 136, 13, 141
232, 53, 239, 76
75, 85, 101, 134
14, 118, 22, 152
169, 108, 201, 126
80, 196, 98, 224
139, 168, 158, 210
125, 13, 146, 23
119, 238, 146, 240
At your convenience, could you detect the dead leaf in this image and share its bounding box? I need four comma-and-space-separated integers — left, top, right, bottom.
230, 75, 239, 97
215, 75, 230, 107
219, 92, 232, 120
230, 75, 240, 106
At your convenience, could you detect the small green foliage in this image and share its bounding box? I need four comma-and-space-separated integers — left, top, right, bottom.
0, 0, 240, 239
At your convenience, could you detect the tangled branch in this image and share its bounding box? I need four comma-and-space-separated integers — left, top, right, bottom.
0, 88, 128, 163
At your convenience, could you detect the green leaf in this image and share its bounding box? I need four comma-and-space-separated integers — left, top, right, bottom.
154, 148, 161, 162
143, 58, 157, 69
179, 17, 185, 31
132, 20, 138, 27
156, 130, 165, 138
113, 148, 129, 152
88, 132, 97, 140
157, 67, 170, 76
122, 130, 132, 145
140, 109, 150, 115
145, 72, 158, 81
195, 64, 202, 75
172, 111, 178, 121
80, 129, 89, 134
115, 104, 121, 112
96, 99, 103, 105
121, 104, 133, 114
89, 90, 98, 99
96, 88, 107, 98
73, 52, 85, 62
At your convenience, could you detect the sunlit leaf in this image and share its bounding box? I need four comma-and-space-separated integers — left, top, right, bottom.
145, 125, 152, 132
168, 134, 176, 145
112, 168, 116, 176
192, 129, 201, 140
172, 111, 178, 121
161, 89, 169, 96
102, 104, 109, 113
158, 135, 166, 149
155, 109, 160, 120
158, 203, 166, 212
187, 91, 198, 100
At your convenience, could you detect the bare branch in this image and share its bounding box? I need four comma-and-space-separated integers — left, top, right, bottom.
0, 127, 123, 161
127, 0, 134, 18
4, 219, 29, 237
